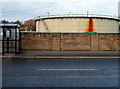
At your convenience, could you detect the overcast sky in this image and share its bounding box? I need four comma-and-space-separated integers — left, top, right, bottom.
0, 0, 120, 22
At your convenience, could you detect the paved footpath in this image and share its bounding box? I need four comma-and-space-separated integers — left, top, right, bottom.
1, 51, 120, 59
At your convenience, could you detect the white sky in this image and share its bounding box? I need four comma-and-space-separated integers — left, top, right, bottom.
0, 0, 120, 22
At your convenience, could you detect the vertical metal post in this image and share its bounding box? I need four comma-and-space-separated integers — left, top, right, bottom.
2, 27, 4, 55
15, 27, 17, 55
18, 28, 20, 53
87, 11, 89, 17
7, 38, 9, 53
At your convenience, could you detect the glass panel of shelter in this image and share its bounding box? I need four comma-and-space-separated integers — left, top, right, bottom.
3, 27, 16, 53
9, 28, 16, 53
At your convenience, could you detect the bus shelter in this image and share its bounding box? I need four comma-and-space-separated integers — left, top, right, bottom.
0, 24, 20, 55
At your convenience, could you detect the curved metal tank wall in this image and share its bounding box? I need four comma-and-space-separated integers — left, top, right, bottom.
36, 17, 119, 33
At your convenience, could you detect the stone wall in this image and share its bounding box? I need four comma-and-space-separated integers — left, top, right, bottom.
20, 32, 120, 51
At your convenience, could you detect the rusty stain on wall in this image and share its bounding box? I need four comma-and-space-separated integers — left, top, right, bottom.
85, 18, 95, 32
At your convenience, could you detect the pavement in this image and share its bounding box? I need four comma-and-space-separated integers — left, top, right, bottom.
1, 51, 120, 59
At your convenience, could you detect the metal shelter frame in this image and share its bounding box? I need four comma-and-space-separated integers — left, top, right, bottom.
0, 24, 20, 55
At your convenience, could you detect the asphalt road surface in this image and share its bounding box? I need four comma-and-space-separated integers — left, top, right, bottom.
2, 59, 119, 87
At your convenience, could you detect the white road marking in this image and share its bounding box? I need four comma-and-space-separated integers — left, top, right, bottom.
37, 68, 99, 71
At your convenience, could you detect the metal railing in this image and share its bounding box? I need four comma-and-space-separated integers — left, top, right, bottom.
35, 14, 119, 20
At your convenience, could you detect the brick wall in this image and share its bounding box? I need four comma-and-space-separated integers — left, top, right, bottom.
20, 32, 120, 51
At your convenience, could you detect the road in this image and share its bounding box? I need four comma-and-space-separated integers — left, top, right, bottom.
2, 59, 119, 87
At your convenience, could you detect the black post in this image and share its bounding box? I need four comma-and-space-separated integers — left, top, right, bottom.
7, 38, 9, 53
15, 27, 17, 55
2, 28, 4, 55
18, 28, 20, 53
